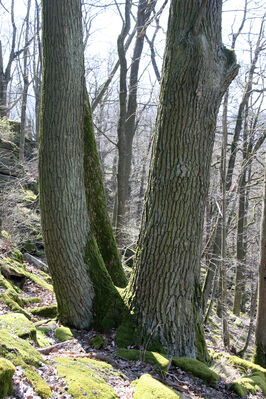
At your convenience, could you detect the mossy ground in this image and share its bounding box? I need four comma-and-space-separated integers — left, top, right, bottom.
132, 374, 182, 398
54, 356, 118, 398
23, 365, 52, 398
231, 372, 266, 397
116, 348, 170, 372
0, 357, 15, 398
0, 312, 37, 342
55, 326, 73, 342
0, 328, 43, 367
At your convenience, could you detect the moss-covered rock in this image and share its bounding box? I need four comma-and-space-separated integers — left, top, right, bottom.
55, 356, 118, 398
55, 326, 73, 342
0, 257, 53, 291
23, 365, 52, 398
0, 328, 43, 367
0, 312, 37, 342
29, 305, 57, 318
230, 372, 266, 397
172, 357, 219, 385
132, 374, 182, 398
10, 249, 23, 263
90, 335, 106, 349
116, 349, 169, 372
36, 327, 50, 348
222, 353, 266, 376
0, 357, 15, 398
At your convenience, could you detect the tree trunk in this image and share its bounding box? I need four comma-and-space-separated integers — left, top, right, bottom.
39, 0, 122, 330
128, 0, 239, 359
254, 162, 266, 368
83, 98, 127, 287
19, 0, 31, 162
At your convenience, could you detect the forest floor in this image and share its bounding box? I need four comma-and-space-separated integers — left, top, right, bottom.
0, 253, 265, 399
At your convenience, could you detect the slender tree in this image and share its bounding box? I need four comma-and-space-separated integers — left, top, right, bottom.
254, 161, 266, 368
128, 0, 239, 359
39, 0, 123, 329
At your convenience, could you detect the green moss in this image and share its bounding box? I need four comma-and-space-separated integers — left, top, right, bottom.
0, 273, 19, 291
83, 97, 127, 288
0, 290, 32, 319
36, 328, 50, 348
55, 356, 118, 398
132, 374, 182, 398
23, 365, 52, 397
1, 257, 53, 291
55, 326, 73, 342
85, 236, 127, 332
116, 349, 169, 372
172, 357, 219, 385
0, 357, 15, 398
0, 328, 43, 367
253, 343, 266, 369
0, 313, 37, 342
21, 296, 42, 305
231, 372, 266, 397
224, 354, 266, 376
90, 335, 106, 349
116, 318, 140, 348
10, 249, 23, 263
29, 305, 57, 318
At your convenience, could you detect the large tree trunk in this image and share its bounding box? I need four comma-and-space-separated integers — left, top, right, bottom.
254, 163, 266, 368
128, 0, 239, 359
39, 0, 122, 330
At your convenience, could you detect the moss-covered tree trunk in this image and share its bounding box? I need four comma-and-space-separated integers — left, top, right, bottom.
128, 0, 239, 358
39, 0, 123, 330
254, 163, 266, 368
83, 98, 127, 288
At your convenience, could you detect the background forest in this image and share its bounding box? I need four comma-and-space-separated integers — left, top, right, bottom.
0, 0, 265, 398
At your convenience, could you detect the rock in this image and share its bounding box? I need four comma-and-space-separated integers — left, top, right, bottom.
0, 312, 37, 342
0, 357, 15, 398
55, 326, 73, 342
132, 374, 182, 398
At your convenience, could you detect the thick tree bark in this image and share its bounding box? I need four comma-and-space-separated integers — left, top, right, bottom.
39, 0, 122, 330
254, 163, 266, 368
128, 0, 239, 358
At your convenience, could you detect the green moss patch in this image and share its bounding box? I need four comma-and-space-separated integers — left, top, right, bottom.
172, 357, 219, 385
0, 328, 43, 367
90, 335, 106, 349
55, 326, 73, 342
0, 357, 15, 398
132, 374, 182, 398
36, 327, 50, 348
21, 296, 42, 305
23, 365, 52, 398
55, 356, 118, 398
116, 349, 169, 372
231, 372, 266, 397
29, 305, 57, 318
0, 312, 36, 342
222, 354, 266, 376
0, 288, 32, 319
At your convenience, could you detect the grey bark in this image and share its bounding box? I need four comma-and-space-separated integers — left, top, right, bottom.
39, 0, 95, 328
128, 0, 239, 357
